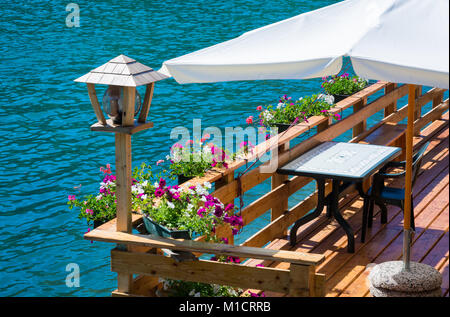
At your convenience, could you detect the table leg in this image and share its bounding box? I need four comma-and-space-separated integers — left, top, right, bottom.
331, 179, 355, 253
290, 178, 326, 246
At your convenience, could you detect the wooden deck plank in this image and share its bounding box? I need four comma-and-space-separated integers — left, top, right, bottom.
345, 190, 449, 297
331, 175, 449, 297
258, 124, 449, 297
322, 132, 448, 295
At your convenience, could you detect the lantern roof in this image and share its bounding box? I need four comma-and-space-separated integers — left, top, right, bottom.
74, 54, 168, 87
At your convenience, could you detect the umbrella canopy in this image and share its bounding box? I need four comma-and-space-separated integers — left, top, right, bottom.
160, 0, 448, 89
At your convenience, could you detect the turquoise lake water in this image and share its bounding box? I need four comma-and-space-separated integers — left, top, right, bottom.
0, 0, 445, 296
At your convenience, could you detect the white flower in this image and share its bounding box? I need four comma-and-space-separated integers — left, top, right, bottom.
324, 94, 334, 105
277, 102, 284, 108
140, 194, 147, 200
298, 97, 303, 101
166, 155, 171, 160
203, 181, 212, 189
167, 201, 175, 209
195, 184, 208, 196
153, 181, 159, 187
194, 292, 201, 297
96, 194, 102, 200
189, 289, 196, 296
142, 180, 148, 187
187, 203, 194, 212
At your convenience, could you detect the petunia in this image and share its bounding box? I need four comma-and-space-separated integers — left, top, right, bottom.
68, 195, 76, 201
256, 105, 262, 111
156, 159, 164, 165
246, 116, 253, 125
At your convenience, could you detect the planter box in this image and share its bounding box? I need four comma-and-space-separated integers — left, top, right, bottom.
142, 215, 191, 240
177, 174, 193, 185
332, 93, 351, 103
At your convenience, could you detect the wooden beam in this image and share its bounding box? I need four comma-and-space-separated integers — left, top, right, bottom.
86, 83, 107, 124
111, 249, 292, 294
85, 230, 325, 265
138, 83, 154, 123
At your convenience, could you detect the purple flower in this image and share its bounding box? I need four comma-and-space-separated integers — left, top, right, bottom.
68, 195, 76, 201
158, 178, 166, 188
155, 188, 165, 197
214, 205, 223, 218
225, 203, 234, 212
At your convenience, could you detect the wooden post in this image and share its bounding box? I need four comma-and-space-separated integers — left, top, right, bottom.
432, 91, 444, 109
271, 142, 289, 237
114, 87, 135, 293
215, 172, 235, 244
352, 97, 367, 138
384, 83, 398, 117
288, 264, 315, 297
122, 87, 136, 126
414, 86, 422, 136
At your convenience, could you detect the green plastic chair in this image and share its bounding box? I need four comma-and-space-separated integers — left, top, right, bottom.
360, 142, 429, 243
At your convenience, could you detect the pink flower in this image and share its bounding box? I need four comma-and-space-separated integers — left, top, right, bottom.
256, 106, 262, 111
197, 207, 206, 218
185, 139, 194, 146
334, 113, 341, 120
100, 164, 111, 174
68, 195, 76, 201
246, 116, 253, 125
156, 159, 164, 165
239, 141, 247, 148
86, 209, 93, 215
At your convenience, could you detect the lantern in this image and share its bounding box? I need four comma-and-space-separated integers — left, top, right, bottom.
74, 54, 168, 132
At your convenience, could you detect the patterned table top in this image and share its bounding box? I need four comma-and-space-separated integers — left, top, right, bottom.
278, 142, 401, 181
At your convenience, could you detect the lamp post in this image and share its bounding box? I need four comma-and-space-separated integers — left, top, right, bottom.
74, 54, 168, 292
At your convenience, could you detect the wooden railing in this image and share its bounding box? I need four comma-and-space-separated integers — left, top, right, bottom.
85, 81, 448, 297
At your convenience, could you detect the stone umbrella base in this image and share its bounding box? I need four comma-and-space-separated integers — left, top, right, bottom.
368, 261, 442, 297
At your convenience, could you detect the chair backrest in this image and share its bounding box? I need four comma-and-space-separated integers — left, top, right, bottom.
411, 142, 429, 188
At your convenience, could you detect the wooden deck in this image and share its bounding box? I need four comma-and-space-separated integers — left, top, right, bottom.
258, 114, 449, 297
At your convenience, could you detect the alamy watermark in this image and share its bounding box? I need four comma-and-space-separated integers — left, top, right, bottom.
66, 3, 80, 28
65, 263, 80, 287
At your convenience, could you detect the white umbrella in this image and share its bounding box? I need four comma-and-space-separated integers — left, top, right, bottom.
160, 0, 449, 296
160, 0, 448, 89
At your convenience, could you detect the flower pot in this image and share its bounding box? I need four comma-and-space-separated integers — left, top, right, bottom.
273, 123, 292, 133
332, 94, 351, 103
142, 215, 191, 240
93, 220, 104, 228
177, 174, 193, 185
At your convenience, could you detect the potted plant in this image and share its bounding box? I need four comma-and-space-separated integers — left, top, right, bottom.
321, 73, 369, 102
250, 94, 336, 133
67, 163, 157, 229
138, 179, 243, 242
165, 137, 230, 184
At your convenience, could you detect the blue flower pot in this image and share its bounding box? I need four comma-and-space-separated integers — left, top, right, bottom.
142, 215, 191, 240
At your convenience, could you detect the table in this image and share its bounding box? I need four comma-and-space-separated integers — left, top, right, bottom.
277, 141, 401, 253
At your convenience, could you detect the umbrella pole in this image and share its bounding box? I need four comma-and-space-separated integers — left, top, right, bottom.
403, 84, 416, 271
